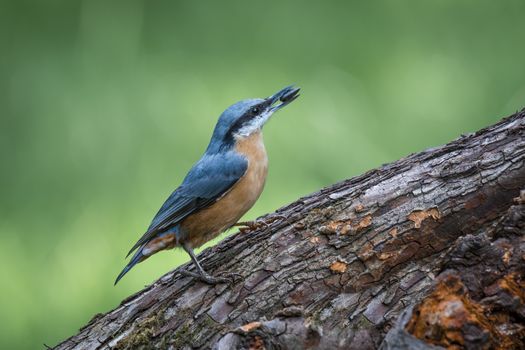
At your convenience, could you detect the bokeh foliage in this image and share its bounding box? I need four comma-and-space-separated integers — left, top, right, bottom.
1, 1, 524, 348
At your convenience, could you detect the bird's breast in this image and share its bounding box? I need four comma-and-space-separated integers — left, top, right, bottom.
181, 132, 268, 247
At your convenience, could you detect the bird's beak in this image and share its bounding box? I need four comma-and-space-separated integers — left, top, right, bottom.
268, 85, 300, 112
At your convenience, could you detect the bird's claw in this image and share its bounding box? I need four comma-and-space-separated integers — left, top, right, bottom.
218, 271, 243, 282
234, 220, 268, 233
234, 215, 286, 233
179, 269, 241, 285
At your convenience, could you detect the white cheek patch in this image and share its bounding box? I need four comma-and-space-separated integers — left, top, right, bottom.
235, 111, 273, 138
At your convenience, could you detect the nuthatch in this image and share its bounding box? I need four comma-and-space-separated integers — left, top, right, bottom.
116, 85, 300, 284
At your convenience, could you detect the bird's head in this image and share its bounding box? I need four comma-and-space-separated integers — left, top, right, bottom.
208, 85, 300, 151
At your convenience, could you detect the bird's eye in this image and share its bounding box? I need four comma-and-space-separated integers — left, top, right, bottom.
251, 107, 260, 114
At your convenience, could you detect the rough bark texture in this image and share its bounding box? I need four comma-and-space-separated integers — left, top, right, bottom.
55, 110, 525, 350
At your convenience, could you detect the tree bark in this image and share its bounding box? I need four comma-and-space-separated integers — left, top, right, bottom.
54, 109, 525, 350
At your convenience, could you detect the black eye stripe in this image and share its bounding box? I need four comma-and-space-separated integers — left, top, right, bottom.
224, 102, 269, 143
235, 104, 264, 126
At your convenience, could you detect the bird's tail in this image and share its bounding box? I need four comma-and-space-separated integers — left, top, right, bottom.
115, 231, 177, 285
114, 246, 147, 285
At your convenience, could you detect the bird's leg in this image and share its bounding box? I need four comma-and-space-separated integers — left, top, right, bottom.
233, 215, 287, 233
179, 243, 238, 284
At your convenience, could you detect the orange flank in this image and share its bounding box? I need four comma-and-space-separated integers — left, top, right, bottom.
142, 233, 177, 257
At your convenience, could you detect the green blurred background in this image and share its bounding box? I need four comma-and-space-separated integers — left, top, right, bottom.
1, 0, 524, 348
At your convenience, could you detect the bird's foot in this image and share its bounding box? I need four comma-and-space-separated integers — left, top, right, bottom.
180, 269, 241, 285
234, 220, 268, 233
234, 215, 286, 233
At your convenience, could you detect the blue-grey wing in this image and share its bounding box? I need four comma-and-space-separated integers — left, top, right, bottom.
126, 152, 247, 256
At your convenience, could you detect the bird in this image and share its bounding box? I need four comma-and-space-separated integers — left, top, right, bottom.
115, 85, 300, 285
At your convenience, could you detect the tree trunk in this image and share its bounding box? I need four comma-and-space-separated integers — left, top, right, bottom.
54, 109, 525, 350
